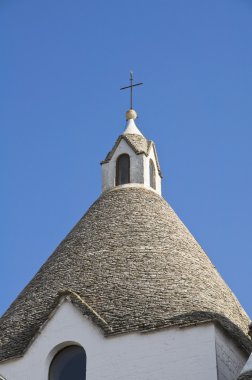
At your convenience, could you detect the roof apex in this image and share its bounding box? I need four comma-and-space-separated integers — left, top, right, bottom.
122, 118, 143, 136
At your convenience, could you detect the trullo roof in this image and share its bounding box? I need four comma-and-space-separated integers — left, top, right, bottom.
0, 185, 251, 362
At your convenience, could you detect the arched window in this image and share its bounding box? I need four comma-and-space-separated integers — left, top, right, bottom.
116, 154, 130, 186
49, 345, 86, 380
149, 159, 156, 189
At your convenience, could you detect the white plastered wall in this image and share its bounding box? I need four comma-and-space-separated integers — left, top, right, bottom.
102, 139, 144, 192
0, 300, 225, 380
143, 144, 161, 195
239, 352, 252, 378
215, 325, 247, 380
102, 140, 162, 195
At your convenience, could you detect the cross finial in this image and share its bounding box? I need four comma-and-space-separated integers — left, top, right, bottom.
120, 71, 143, 110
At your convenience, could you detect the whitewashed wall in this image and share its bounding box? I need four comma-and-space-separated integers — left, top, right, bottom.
102, 139, 162, 194
215, 325, 247, 380
102, 139, 143, 192
239, 352, 252, 378
0, 300, 234, 380
143, 144, 161, 194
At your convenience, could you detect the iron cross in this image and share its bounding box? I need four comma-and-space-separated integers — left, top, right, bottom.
120, 71, 143, 109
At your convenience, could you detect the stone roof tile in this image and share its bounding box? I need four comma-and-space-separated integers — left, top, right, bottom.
0, 186, 251, 362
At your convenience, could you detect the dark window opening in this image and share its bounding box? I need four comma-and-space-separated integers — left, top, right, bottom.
116, 154, 130, 185
150, 159, 156, 190
49, 345, 86, 380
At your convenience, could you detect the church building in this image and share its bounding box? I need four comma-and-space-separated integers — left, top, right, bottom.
0, 94, 252, 379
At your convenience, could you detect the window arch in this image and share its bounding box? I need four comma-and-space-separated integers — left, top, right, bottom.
49, 345, 86, 380
149, 159, 156, 190
116, 154, 130, 186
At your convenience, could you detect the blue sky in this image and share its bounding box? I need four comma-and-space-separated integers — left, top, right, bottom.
1, 0, 252, 318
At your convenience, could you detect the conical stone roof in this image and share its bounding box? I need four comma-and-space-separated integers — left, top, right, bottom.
0, 185, 251, 362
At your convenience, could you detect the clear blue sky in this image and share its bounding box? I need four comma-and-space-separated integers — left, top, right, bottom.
1, 0, 252, 318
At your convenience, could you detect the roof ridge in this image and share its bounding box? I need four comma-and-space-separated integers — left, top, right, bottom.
58, 289, 112, 330
101, 133, 151, 164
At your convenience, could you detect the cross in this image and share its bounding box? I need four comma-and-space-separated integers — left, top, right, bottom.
120, 71, 143, 110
